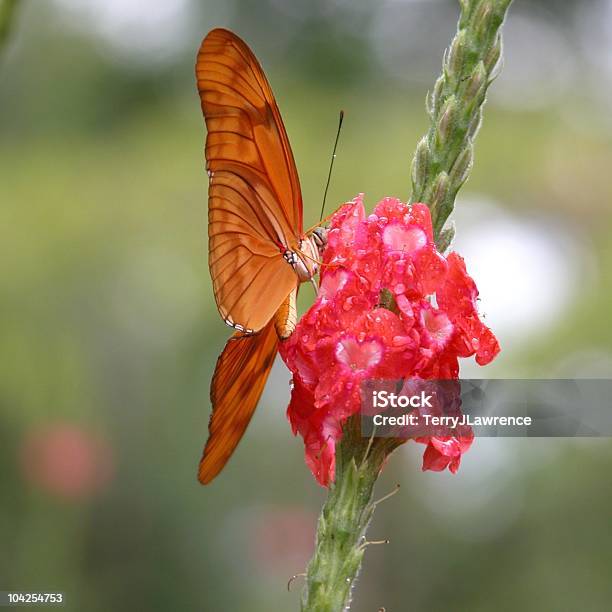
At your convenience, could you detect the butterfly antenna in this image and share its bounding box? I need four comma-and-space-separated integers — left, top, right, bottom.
319, 110, 344, 223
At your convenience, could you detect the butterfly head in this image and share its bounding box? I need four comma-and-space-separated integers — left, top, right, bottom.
285, 229, 328, 283
311, 227, 328, 253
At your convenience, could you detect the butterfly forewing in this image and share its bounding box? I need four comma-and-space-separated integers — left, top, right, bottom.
197, 28, 303, 332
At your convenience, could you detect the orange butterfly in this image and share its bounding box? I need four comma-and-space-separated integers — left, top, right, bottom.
195, 29, 326, 484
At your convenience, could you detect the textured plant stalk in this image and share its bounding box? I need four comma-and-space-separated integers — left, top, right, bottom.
300, 3, 512, 611
301, 423, 396, 612
0, 0, 20, 57
410, 0, 513, 249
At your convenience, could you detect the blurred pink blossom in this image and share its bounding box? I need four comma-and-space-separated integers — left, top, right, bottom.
20, 423, 114, 500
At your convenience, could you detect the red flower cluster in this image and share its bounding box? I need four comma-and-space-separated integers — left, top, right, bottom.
279, 195, 500, 486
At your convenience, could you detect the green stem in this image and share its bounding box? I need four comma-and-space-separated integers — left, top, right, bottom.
301, 425, 393, 612
300, 3, 513, 611
410, 0, 513, 249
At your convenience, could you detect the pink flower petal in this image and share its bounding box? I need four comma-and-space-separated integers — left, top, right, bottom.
383, 224, 427, 255
279, 195, 500, 485
335, 337, 383, 372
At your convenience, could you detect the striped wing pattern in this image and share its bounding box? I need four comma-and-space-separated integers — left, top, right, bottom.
196, 29, 306, 483
197, 28, 303, 332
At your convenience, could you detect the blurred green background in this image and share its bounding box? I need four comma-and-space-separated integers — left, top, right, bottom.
1, 0, 612, 610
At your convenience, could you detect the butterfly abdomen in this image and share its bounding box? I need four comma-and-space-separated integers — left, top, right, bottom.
274, 288, 298, 340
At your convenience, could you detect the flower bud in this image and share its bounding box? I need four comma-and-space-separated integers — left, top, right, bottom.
435, 96, 458, 150
468, 111, 482, 140
437, 223, 455, 253
474, 2, 494, 43
430, 76, 444, 117
449, 144, 473, 188
447, 30, 467, 77
466, 61, 487, 101
425, 91, 434, 119
431, 172, 450, 213
412, 136, 430, 191
484, 36, 502, 73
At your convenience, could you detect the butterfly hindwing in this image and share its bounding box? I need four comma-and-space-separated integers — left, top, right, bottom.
199, 320, 279, 484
